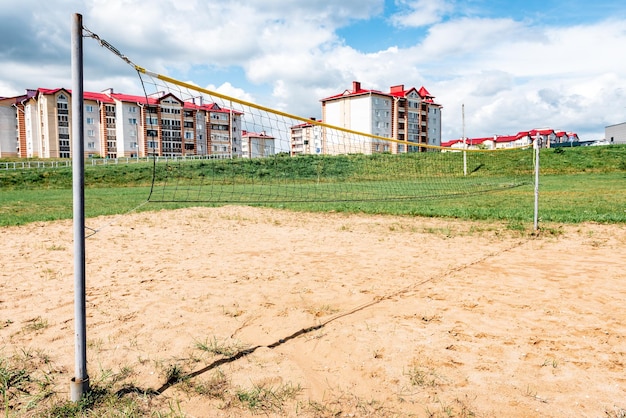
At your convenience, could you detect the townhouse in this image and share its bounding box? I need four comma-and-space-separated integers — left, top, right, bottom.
442, 128, 582, 150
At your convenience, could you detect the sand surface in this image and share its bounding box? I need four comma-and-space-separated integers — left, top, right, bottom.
1, 206, 625, 417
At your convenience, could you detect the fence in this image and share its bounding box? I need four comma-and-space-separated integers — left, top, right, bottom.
0, 154, 232, 171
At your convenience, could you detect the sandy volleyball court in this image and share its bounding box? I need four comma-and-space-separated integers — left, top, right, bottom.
1, 206, 625, 417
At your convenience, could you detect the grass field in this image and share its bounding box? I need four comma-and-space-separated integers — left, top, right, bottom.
1, 145, 625, 417
1, 145, 624, 227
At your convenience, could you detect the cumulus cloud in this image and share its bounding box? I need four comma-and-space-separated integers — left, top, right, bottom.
390, 0, 453, 28
1, 0, 625, 141
208, 82, 256, 104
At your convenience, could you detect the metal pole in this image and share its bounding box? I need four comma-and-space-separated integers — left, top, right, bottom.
229, 100, 234, 158
70, 12, 89, 401
462, 104, 467, 176
533, 134, 541, 231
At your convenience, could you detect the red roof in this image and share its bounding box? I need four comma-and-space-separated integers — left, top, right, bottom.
443, 128, 579, 147
292, 120, 322, 129
495, 135, 519, 143
84, 91, 114, 103
321, 89, 388, 102
443, 137, 494, 147
110, 92, 157, 105
242, 130, 274, 138
529, 128, 555, 136
37, 87, 64, 95
33, 87, 241, 114
322, 81, 439, 105
418, 86, 433, 98
37, 88, 115, 104
441, 139, 461, 147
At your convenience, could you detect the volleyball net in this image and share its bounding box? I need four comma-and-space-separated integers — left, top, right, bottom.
87, 29, 534, 206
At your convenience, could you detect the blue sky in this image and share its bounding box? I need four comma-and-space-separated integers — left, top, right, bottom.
1, 0, 625, 141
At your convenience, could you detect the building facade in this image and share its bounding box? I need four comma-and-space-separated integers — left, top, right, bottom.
0, 88, 242, 159
605, 122, 626, 145
441, 128, 581, 150
0, 97, 19, 158
290, 119, 323, 156
241, 131, 275, 158
320, 81, 442, 154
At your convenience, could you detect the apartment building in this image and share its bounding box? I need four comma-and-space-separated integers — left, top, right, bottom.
320, 81, 442, 154
389, 84, 442, 152
290, 119, 323, 156
0, 88, 242, 159
241, 130, 275, 158
0, 96, 20, 158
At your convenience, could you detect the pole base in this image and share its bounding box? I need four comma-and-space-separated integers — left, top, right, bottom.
70, 376, 90, 402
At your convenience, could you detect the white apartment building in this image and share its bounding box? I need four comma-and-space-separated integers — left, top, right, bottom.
320, 81, 442, 154
290, 119, 323, 156
0, 96, 19, 158
241, 131, 275, 158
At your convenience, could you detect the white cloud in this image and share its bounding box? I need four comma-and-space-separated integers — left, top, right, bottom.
1, 1, 625, 142
390, 0, 453, 28
208, 82, 256, 104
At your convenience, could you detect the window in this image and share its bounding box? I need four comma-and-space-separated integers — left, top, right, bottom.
185, 132, 193, 139
128, 118, 137, 125
86, 105, 94, 112
87, 142, 95, 149
86, 117, 95, 124
128, 106, 137, 113
87, 129, 95, 137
